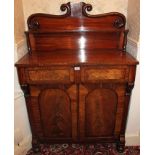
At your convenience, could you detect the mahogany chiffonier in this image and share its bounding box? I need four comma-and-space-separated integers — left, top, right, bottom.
15, 2, 138, 153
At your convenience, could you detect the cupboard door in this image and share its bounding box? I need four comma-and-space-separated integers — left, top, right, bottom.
79, 84, 126, 141
29, 84, 77, 141
39, 89, 71, 138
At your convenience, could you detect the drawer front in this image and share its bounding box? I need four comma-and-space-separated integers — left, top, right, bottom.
26, 67, 74, 83
81, 67, 129, 82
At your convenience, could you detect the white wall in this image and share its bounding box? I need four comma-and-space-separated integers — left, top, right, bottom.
126, 40, 140, 145
14, 0, 32, 154
14, 41, 32, 155
125, 0, 140, 146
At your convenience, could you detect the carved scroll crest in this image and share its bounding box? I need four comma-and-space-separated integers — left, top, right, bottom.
126, 83, 134, 96
82, 2, 93, 16
27, 2, 126, 30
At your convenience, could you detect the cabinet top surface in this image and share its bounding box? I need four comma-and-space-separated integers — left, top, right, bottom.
15, 50, 138, 67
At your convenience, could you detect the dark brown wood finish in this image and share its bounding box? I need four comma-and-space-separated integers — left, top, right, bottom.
15, 2, 138, 153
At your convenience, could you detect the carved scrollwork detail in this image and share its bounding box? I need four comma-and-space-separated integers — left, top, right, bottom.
27, 2, 71, 30
60, 2, 71, 16
28, 19, 40, 30
113, 17, 125, 29
82, 2, 93, 16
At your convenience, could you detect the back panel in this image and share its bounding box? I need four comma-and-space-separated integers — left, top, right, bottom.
26, 2, 128, 53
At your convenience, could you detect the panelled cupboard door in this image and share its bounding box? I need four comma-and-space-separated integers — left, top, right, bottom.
79, 83, 126, 141
29, 84, 77, 142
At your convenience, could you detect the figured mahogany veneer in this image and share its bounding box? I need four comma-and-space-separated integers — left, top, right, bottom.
15, 2, 138, 153
26, 66, 74, 84
81, 66, 129, 82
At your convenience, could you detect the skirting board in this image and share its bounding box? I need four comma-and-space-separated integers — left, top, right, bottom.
126, 134, 140, 146
14, 92, 32, 155
14, 135, 32, 155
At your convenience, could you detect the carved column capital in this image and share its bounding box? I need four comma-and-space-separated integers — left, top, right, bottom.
126, 83, 134, 96
21, 84, 30, 97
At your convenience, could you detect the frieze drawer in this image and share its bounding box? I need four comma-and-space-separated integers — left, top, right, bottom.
81, 67, 129, 82
26, 67, 74, 84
